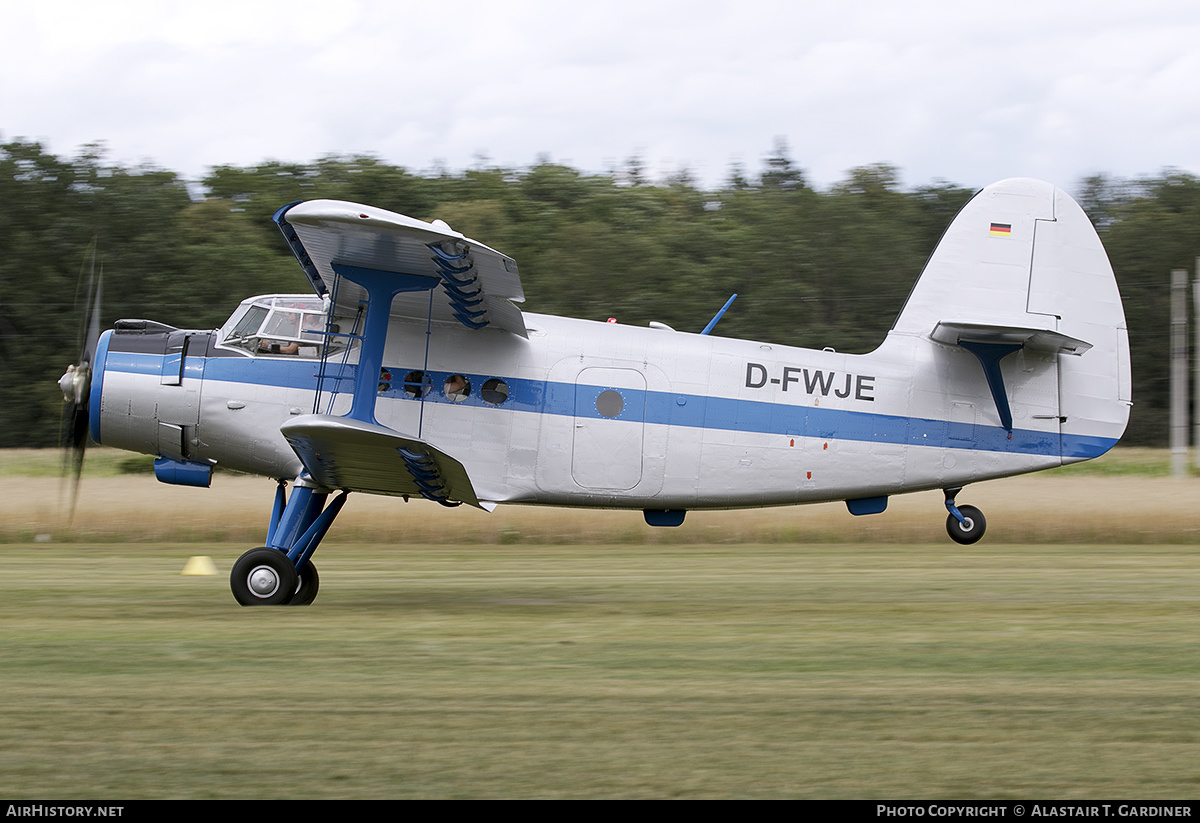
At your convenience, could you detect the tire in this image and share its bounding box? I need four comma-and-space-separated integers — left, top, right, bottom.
288, 561, 320, 606
231, 547, 298, 606
946, 505, 986, 545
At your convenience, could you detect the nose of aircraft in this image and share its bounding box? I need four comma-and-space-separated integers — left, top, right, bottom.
58, 363, 86, 404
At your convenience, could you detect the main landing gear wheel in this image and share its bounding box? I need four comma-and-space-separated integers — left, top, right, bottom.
946, 504, 986, 545
289, 561, 319, 606
231, 547, 298, 606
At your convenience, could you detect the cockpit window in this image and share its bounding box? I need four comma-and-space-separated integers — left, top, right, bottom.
219, 296, 351, 358
264, 310, 301, 339
227, 305, 269, 343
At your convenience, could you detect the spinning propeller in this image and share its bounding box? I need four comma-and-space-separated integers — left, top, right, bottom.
58, 246, 103, 520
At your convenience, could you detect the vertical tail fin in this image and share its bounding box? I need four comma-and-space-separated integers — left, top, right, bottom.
893, 178, 1130, 455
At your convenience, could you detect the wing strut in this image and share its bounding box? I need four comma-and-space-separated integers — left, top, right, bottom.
330, 264, 439, 425
957, 341, 1023, 435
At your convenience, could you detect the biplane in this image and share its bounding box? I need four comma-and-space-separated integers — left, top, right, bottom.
59, 177, 1131, 605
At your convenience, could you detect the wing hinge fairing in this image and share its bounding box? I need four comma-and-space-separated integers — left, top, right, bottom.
398, 447, 459, 507
429, 241, 493, 330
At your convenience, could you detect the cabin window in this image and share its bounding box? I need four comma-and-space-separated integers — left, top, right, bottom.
596, 389, 624, 418
443, 375, 470, 402
403, 371, 430, 398
481, 379, 509, 405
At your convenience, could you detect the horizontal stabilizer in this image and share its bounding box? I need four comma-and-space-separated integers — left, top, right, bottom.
931, 321, 1091, 355
280, 414, 485, 508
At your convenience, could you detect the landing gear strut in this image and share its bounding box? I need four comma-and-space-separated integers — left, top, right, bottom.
943, 487, 986, 545
230, 477, 346, 606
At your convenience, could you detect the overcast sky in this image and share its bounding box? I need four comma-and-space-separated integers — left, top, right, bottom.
4, 0, 1199, 194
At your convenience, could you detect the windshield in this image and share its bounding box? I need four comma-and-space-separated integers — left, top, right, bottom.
219, 296, 352, 358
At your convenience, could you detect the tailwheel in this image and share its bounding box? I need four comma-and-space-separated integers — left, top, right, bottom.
231, 547, 298, 606
946, 504, 986, 545
289, 561, 320, 606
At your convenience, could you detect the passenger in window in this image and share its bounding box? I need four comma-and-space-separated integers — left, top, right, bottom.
444, 374, 470, 402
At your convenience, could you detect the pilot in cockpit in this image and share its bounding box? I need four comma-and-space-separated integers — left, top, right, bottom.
259, 339, 300, 355
258, 311, 324, 355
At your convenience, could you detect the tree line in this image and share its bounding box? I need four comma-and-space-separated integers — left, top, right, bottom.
2, 138, 1197, 448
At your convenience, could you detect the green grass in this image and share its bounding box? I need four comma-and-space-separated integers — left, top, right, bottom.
3, 449, 1198, 795
2, 542, 1199, 798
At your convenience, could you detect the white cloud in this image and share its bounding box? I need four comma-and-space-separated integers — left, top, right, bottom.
4, 0, 1200, 191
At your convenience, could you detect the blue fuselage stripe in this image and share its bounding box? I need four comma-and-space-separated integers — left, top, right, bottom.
102, 352, 1117, 459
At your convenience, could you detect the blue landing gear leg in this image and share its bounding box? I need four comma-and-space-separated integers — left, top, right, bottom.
943, 487, 986, 545
230, 478, 348, 606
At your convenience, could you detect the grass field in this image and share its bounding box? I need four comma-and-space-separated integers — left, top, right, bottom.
1, 449, 1198, 798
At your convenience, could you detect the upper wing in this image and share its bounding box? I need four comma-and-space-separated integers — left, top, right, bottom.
275, 200, 527, 337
